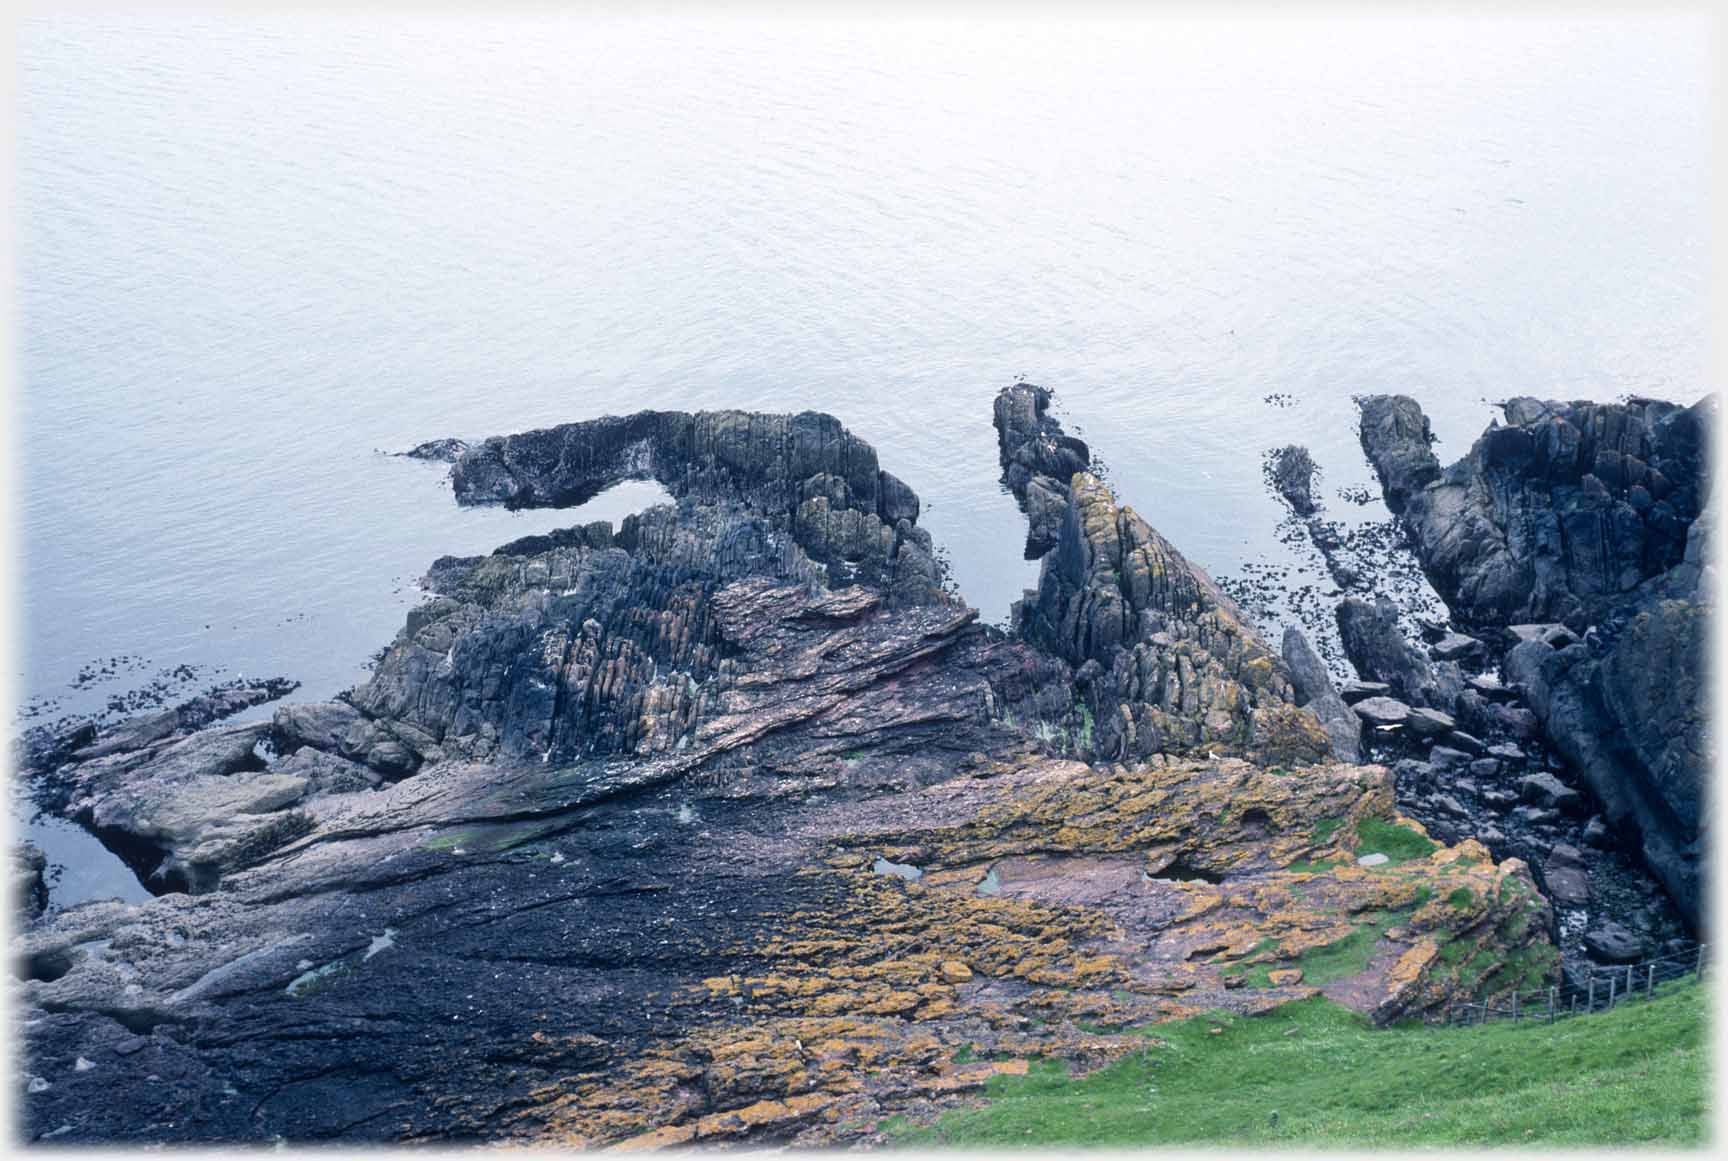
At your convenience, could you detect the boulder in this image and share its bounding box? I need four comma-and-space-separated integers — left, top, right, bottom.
1336, 597, 1452, 708
1339, 680, 1392, 704
1445, 731, 1486, 756
1405, 707, 1456, 739
1281, 628, 1362, 763
1518, 772, 1584, 815
1352, 697, 1411, 729
272, 701, 364, 755
1584, 921, 1650, 964
1431, 633, 1483, 662
1426, 746, 1472, 773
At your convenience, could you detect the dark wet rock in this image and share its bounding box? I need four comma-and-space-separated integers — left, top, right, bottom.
1468, 758, 1500, 779
1582, 816, 1613, 849
993, 383, 1092, 559
1426, 746, 1471, 774
1504, 498, 1712, 930
1358, 393, 1711, 628
13, 843, 48, 920
1519, 772, 1583, 816
1487, 742, 1525, 763
1351, 697, 1411, 729
1338, 680, 1391, 704
1280, 628, 1362, 763
1335, 597, 1452, 708
1267, 446, 1318, 516
400, 438, 471, 463
1583, 920, 1649, 964
1356, 395, 1441, 514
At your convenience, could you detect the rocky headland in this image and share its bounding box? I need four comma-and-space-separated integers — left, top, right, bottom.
1343, 393, 1712, 963
12, 386, 1687, 1146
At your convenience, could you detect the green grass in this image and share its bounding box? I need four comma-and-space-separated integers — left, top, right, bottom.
1354, 817, 1438, 865
1310, 816, 1346, 845
889, 981, 1709, 1148
1449, 886, 1477, 909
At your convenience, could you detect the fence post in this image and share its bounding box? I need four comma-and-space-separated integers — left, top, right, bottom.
1571, 994, 1579, 1017
1626, 964, 1634, 1001
1647, 963, 1655, 1001
1697, 944, 1706, 981
1588, 977, 1596, 1011
1548, 987, 1556, 1023
1512, 992, 1519, 1023
1608, 975, 1617, 1007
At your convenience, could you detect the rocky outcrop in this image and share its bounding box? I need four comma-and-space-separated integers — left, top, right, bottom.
1281, 627, 1362, 763
994, 384, 1332, 767
1360, 393, 1712, 629
1357, 393, 1713, 933
449, 409, 942, 605
19, 681, 307, 895
1267, 445, 1319, 516
1505, 499, 1713, 929
13, 392, 1558, 1146
1335, 596, 1460, 710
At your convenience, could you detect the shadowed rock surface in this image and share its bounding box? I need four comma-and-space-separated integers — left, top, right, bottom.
1357, 393, 1713, 933
14, 393, 1560, 1147
1359, 393, 1712, 629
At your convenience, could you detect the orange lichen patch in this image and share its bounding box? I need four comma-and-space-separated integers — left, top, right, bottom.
514, 752, 1556, 1150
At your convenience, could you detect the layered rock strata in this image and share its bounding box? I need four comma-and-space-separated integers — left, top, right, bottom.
1358, 393, 1712, 932
994, 384, 1332, 767
14, 394, 1557, 1146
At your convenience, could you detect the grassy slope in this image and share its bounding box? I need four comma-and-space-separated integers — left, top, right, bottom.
889, 980, 1710, 1148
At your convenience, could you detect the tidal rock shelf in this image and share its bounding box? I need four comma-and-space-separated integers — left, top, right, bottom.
10, 389, 1588, 1145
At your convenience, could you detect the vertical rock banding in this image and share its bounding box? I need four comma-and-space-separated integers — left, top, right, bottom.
1358, 392, 1714, 930
994, 384, 1332, 766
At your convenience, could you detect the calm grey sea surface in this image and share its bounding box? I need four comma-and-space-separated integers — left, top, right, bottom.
13, 12, 1711, 902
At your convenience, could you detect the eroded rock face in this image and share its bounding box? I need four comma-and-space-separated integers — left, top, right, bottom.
14, 393, 1556, 1147
1360, 393, 1712, 628
994, 384, 1332, 767
1505, 498, 1713, 929
1357, 393, 1713, 932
